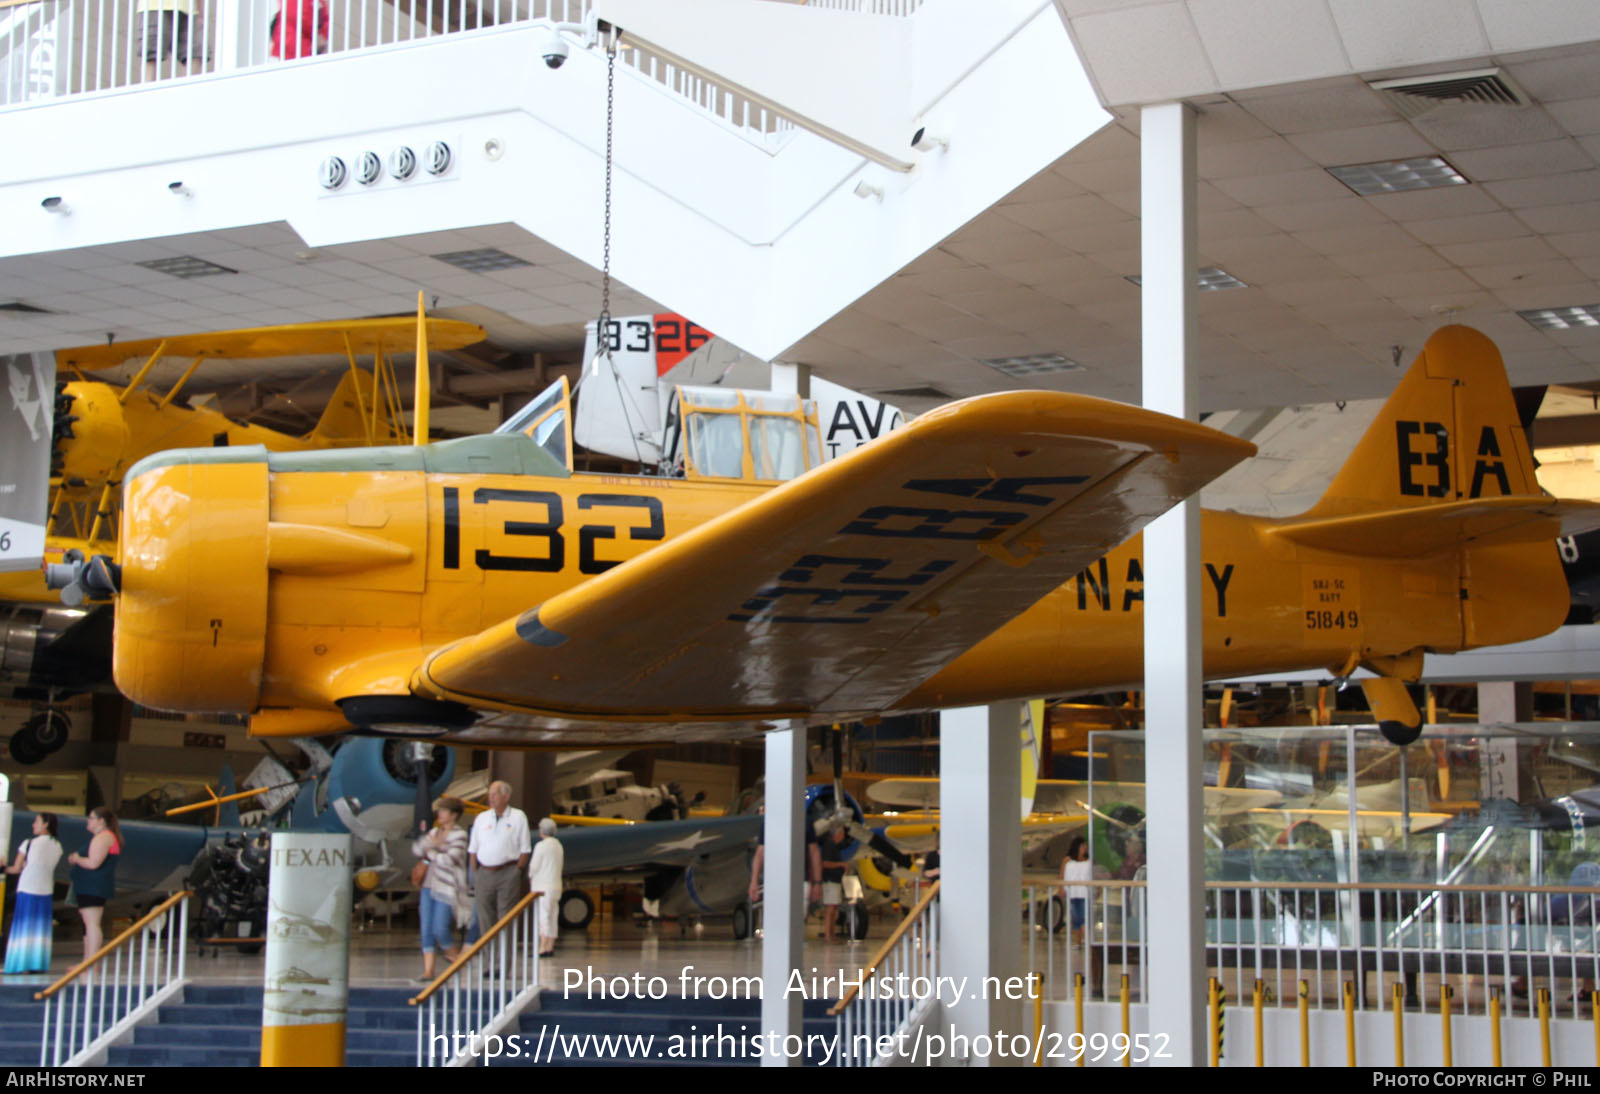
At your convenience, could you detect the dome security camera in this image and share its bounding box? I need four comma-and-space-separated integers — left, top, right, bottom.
541, 30, 569, 69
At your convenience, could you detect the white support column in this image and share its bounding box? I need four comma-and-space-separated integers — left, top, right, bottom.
1140, 100, 1205, 1066
770, 361, 810, 398
940, 702, 1023, 1066
760, 722, 806, 1066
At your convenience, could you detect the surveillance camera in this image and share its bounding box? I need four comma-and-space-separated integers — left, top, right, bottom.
41, 196, 65, 211
541, 30, 569, 69
910, 127, 948, 153
168, 181, 191, 196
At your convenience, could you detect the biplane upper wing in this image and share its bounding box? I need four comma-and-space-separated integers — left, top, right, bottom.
418, 392, 1256, 723
56, 317, 486, 370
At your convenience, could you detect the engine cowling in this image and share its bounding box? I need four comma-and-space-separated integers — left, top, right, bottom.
114, 448, 269, 713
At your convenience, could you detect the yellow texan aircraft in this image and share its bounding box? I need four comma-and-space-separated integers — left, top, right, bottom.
68, 324, 1600, 750
4, 316, 486, 608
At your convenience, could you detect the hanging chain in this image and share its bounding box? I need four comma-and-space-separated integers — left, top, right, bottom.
595, 30, 618, 363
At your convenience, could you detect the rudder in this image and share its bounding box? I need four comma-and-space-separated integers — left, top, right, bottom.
1309, 326, 1541, 518
308, 368, 399, 446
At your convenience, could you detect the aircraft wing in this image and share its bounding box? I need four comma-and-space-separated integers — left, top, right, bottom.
419, 392, 1254, 723
1034, 780, 1283, 817
871, 777, 1280, 820
57, 317, 486, 370
558, 814, 762, 874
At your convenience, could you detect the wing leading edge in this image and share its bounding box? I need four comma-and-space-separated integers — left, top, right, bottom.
418, 391, 1256, 725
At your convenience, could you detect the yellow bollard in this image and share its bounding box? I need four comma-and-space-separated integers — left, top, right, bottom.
1299, 979, 1311, 1066
1254, 979, 1264, 1067
1120, 973, 1130, 1068
1033, 972, 1044, 1067
1441, 983, 1453, 1067
1393, 981, 1405, 1067
1209, 977, 1222, 1068
1074, 973, 1085, 1068
1539, 988, 1552, 1067
1344, 980, 1357, 1067
1490, 988, 1502, 1067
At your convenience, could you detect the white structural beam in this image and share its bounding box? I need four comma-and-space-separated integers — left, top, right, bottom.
1140, 101, 1205, 1066
760, 722, 805, 1066
0, 7, 1108, 362
940, 702, 1023, 1066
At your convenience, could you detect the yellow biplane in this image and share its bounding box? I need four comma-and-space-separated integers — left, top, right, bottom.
6, 316, 485, 607
70, 324, 1600, 750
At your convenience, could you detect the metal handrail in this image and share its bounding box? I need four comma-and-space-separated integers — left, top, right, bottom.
409, 890, 545, 1066
35, 890, 191, 1000
830, 880, 939, 1015
409, 889, 540, 1005
37, 890, 190, 1067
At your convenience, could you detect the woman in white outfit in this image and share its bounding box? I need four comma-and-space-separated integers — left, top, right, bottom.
528, 818, 564, 956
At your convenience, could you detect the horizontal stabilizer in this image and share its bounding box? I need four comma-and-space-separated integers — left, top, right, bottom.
1270, 497, 1600, 559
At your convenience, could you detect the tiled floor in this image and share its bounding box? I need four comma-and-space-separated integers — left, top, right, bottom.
2, 908, 883, 994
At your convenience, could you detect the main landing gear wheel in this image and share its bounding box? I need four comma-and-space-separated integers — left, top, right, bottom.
25, 710, 70, 755
339, 696, 475, 738
732, 902, 753, 940
1379, 719, 1423, 746
842, 900, 869, 941
1035, 893, 1066, 934
558, 888, 594, 930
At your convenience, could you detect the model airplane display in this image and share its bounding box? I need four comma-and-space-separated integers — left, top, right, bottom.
57, 324, 1600, 748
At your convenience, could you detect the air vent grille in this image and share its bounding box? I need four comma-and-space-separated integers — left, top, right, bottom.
1370, 68, 1526, 119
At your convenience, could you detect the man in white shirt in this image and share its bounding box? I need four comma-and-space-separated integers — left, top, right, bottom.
469, 781, 532, 935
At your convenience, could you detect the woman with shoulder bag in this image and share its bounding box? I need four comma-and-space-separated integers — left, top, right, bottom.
411, 797, 469, 982
4, 813, 64, 974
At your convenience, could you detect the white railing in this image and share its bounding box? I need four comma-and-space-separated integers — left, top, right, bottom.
411, 890, 542, 1066
0, 0, 854, 140
830, 879, 939, 1067
37, 890, 190, 1067
1027, 879, 1600, 1024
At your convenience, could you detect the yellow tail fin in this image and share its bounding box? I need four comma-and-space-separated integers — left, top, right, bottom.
1309, 325, 1541, 519
308, 369, 401, 447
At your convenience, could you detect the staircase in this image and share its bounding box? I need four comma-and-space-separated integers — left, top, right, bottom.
103, 984, 417, 1067
487, 993, 840, 1067
2, 982, 840, 1066
0, 981, 47, 1066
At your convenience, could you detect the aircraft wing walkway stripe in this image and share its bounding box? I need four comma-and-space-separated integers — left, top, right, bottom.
418, 391, 1254, 723
1269, 496, 1600, 558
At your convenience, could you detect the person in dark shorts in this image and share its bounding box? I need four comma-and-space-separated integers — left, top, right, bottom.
67, 807, 123, 958
820, 828, 847, 940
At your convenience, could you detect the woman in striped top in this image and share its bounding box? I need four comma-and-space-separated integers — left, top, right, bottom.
412, 796, 470, 981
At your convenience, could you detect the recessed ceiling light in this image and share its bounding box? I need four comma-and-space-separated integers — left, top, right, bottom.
1518, 305, 1600, 331
1327, 156, 1468, 196
983, 353, 1083, 378
137, 256, 238, 279
432, 248, 533, 272
1125, 267, 1247, 292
